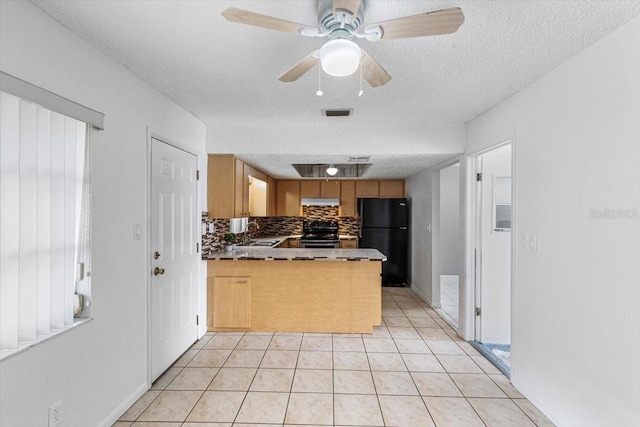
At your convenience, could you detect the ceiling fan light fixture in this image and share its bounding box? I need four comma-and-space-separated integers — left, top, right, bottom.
326, 164, 339, 176
320, 39, 361, 77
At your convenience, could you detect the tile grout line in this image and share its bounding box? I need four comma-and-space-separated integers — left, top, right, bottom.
120, 286, 549, 426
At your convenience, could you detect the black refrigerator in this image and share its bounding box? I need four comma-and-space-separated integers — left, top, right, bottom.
358, 198, 409, 286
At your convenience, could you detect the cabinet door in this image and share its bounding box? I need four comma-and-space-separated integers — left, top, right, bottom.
379, 181, 404, 198
320, 180, 341, 197
267, 177, 277, 216
340, 181, 356, 217
211, 277, 251, 328
356, 181, 379, 198
340, 239, 358, 248
300, 180, 321, 198
277, 181, 301, 216
207, 155, 236, 218
234, 158, 246, 217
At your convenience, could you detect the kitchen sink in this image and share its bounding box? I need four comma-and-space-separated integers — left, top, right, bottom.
250, 241, 277, 247
236, 239, 281, 248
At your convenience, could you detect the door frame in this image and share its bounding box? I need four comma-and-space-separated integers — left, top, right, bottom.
465, 138, 516, 375
146, 130, 200, 386
430, 157, 462, 334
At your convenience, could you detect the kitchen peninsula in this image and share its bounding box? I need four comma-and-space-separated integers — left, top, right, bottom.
207, 248, 386, 334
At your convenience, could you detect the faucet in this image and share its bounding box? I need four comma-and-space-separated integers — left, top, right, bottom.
243, 221, 260, 244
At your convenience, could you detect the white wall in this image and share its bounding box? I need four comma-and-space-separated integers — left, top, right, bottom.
439, 164, 460, 275
405, 169, 438, 306
0, 2, 207, 426
465, 16, 640, 426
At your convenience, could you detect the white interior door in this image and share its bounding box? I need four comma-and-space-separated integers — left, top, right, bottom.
477, 144, 512, 345
150, 138, 198, 381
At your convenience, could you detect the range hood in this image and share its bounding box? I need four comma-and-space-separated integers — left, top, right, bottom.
301, 197, 340, 207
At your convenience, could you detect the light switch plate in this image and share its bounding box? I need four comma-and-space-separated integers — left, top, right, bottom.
133, 223, 142, 240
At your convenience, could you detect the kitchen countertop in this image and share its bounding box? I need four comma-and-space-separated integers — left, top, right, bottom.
208, 248, 386, 261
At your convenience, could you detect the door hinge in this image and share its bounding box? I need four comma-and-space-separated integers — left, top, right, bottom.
476, 173, 482, 182
196, 315, 199, 325
196, 242, 199, 253
475, 307, 481, 316
196, 170, 200, 181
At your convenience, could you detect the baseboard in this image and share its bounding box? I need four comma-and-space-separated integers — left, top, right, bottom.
407, 281, 441, 308
98, 381, 148, 427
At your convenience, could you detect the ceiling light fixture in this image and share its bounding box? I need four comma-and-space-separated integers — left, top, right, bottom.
319, 39, 361, 77
326, 164, 339, 176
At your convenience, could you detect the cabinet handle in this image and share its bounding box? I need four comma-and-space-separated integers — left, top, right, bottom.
235, 280, 248, 284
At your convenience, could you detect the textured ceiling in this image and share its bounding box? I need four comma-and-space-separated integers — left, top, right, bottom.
32, 0, 639, 178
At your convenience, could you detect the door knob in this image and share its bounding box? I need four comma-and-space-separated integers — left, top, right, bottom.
153, 267, 165, 276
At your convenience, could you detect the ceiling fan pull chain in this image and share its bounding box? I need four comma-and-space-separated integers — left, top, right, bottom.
316, 65, 323, 96
358, 58, 364, 97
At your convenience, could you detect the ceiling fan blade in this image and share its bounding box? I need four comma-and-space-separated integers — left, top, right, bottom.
222, 7, 315, 34
333, 0, 362, 19
366, 7, 464, 40
361, 51, 391, 88
278, 51, 319, 82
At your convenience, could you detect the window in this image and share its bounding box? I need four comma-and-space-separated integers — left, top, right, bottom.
0, 91, 91, 359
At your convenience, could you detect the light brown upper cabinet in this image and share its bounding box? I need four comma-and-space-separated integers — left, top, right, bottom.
320, 180, 341, 198
208, 155, 239, 218
300, 180, 321, 198
267, 176, 277, 216
234, 158, 247, 216
208, 154, 270, 218
355, 181, 379, 198
277, 180, 301, 216
379, 180, 405, 198
340, 181, 356, 217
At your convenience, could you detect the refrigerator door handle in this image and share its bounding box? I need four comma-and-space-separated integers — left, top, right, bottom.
358, 200, 363, 238
400, 227, 407, 230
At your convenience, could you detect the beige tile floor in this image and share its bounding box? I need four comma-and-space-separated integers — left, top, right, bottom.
114, 287, 554, 427
436, 275, 459, 328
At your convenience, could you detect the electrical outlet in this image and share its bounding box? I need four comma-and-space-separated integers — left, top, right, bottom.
49, 399, 63, 427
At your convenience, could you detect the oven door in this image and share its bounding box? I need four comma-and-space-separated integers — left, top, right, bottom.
299, 240, 339, 249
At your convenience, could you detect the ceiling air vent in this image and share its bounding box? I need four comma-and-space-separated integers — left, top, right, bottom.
349, 156, 370, 163
322, 108, 353, 117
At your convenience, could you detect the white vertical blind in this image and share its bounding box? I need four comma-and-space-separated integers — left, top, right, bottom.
0, 91, 86, 357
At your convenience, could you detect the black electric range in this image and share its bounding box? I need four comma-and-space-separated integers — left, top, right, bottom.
300, 220, 340, 248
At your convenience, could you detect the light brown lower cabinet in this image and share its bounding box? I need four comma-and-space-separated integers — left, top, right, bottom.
208, 260, 382, 333
340, 239, 358, 249
209, 276, 251, 329
287, 238, 300, 248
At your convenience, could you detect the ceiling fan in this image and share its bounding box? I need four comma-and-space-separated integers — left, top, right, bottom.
221, 0, 465, 88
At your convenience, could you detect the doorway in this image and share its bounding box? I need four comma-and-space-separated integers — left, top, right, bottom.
150, 137, 199, 381
472, 142, 513, 375
437, 163, 461, 328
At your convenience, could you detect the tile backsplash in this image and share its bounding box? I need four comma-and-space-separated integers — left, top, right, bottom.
201, 207, 360, 258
